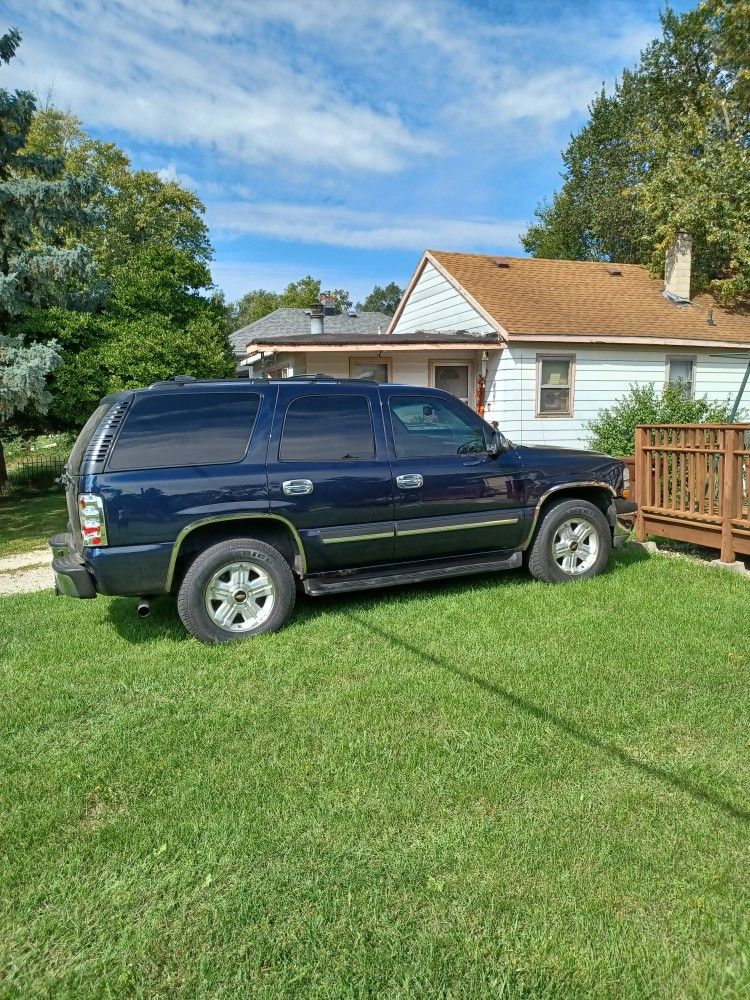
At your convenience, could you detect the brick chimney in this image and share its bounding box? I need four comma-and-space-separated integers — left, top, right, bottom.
320, 294, 337, 316
664, 230, 692, 302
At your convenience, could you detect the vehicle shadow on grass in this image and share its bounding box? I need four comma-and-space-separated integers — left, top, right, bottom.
342, 604, 750, 826
294, 544, 650, 624
107, 594, 190, 644
106, 547, 650, 644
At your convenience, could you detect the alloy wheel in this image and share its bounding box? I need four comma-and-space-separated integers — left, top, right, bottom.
551, 517, 599, 576
204, 560, 276, 633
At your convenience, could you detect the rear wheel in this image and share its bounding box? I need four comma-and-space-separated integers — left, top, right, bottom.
177, 538, 295, 643
527, 499, 611, 584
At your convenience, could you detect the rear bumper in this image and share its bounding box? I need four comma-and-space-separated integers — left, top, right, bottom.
49, 532, 174, 597
607, 498, 638, 548
49, 532, 96, 599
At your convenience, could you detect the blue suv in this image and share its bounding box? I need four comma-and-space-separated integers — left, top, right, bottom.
50, 375, 635, 643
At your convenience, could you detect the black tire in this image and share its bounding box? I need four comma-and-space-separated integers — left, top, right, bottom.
177, 537, 296, 643
527, 499, 611, 584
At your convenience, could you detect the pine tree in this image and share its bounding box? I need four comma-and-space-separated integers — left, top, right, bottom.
0, 333, 61, 485
0, 29, 104, 486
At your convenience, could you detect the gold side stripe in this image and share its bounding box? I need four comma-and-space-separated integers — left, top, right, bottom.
322, 531, 394, 545
397, 517, 518, 537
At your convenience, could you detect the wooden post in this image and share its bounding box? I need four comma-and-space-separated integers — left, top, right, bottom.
635, 425, 647, 542
720, 427, 738, 563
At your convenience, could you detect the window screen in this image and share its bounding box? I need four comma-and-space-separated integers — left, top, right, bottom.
280, 394, 375, 461
389, 395, 486, 458
108, 391, 260, 471
538, 356, 573, 416
667, 356, 695, 398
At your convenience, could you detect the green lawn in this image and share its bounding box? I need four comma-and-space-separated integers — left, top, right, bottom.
0, 491, 68, 558
1, 549, 749, 998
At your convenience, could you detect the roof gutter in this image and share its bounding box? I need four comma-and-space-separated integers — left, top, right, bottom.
507, 334, 750, 350
241, 352, 264, 366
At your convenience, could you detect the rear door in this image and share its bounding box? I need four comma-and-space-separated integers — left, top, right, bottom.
266, 385, 395, 571
385, 389, 526, 560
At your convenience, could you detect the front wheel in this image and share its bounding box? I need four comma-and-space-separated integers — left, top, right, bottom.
177, 538, 296, 643
527, 499, 611, 584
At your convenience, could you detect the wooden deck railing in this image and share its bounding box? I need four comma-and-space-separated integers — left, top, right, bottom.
634, 424, 750, 562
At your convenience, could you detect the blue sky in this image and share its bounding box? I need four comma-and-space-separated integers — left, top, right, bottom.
7, 0, 690, 305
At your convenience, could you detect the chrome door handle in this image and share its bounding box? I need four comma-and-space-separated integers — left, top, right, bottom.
282, 479, 313, 496
396, 474, 423, 490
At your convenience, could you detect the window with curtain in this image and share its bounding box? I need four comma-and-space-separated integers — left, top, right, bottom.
349, 358, 390, 382
537, 356, 574, 416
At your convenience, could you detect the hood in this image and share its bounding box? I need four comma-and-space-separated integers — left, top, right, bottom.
516, 443, 615, 462
513, 444, 625, 494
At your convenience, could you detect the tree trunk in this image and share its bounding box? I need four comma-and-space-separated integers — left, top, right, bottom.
0, 439, 7, 493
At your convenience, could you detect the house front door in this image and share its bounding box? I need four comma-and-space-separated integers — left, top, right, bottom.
432, 362, 473, 407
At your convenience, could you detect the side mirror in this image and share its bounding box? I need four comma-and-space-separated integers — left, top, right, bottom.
487, 428, 510, 456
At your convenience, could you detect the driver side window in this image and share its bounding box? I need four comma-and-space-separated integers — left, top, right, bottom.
389, 395, 486, 458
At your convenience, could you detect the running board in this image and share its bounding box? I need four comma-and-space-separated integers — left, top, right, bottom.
303, 550, 522, 596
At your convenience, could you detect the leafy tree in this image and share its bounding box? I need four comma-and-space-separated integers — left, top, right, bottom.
702, 0, 750, 111
0, 333, 62, 485
279, 276, 324, 310
279, 277, 350, 312
227, 289, 281, 332
522, 4, 750, 304
0, 30, 104, 484
357, 282, 404, 315
588, 382, 734, 457
226, 277, 352, 332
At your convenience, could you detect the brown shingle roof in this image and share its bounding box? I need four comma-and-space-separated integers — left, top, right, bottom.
426, 250, 750, 347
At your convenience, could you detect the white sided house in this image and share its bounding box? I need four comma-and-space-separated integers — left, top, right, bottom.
236, 241, 750, 448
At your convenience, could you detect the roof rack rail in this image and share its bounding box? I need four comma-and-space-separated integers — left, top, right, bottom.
282, 373, 378, 384
148, 375, 199, 388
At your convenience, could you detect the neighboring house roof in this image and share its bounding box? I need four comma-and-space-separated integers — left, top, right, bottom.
390, 250, 750, 349
230, 308, 394, 354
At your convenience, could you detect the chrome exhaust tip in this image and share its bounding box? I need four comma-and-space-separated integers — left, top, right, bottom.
137, 599, 151, 619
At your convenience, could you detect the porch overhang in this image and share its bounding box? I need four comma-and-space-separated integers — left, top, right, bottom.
247, 341, 504, 354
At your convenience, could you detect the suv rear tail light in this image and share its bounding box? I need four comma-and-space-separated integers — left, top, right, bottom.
78, 494, 108, 547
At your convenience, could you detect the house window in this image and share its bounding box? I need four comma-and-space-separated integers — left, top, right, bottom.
431, 363, 472, 405
349, 358, 391, 382
537, 355, 575, 417
667, 355, 695, 398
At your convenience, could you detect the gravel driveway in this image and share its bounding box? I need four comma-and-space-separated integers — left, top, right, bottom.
0, 549, 54, 596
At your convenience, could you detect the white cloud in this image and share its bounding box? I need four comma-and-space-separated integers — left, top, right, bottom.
8, 0, 658, 175
11, 0, 436, 173
155, 162, 201, 191
208, 200, 526, 252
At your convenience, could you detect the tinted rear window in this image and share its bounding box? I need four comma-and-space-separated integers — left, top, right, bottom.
108, 391, 261, 472
280, 394, 375, 461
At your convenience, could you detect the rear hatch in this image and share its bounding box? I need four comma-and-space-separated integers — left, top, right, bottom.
62, 396, 132, 547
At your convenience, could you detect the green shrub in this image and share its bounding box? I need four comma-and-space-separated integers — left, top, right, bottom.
587, 383, 735, 456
